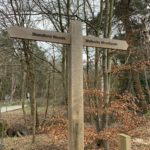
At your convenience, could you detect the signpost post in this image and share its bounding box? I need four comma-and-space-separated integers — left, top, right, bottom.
8, 20, 128, 150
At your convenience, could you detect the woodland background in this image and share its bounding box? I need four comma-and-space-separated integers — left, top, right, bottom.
0, 0, 150, 150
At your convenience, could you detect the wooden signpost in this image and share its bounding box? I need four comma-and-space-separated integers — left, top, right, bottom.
8, 20, 128, 150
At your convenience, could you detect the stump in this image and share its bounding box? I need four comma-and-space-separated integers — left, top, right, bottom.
119, 134, 131, 150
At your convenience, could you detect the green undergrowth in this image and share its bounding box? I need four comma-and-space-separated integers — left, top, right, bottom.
145, 109, 150, 119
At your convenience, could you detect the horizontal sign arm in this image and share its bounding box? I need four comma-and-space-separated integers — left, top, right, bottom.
8, 26, 128, 50
83, 36, 128, 50
7, 26, 70, 45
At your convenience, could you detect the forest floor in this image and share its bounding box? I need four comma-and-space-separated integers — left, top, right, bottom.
1, 105, 150, 150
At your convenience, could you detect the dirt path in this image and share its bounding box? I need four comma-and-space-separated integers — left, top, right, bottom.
0, 105, 26, 113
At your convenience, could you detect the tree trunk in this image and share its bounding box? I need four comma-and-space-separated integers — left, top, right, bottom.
42, 72, 51, 125
101, 0, 114, 149
131, 70, 147, 113
10, 65, 16, 102
20, 59, 27, 125
22, 40, 37, 143
144, 69, 150, 104
62, 46, 68, 105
